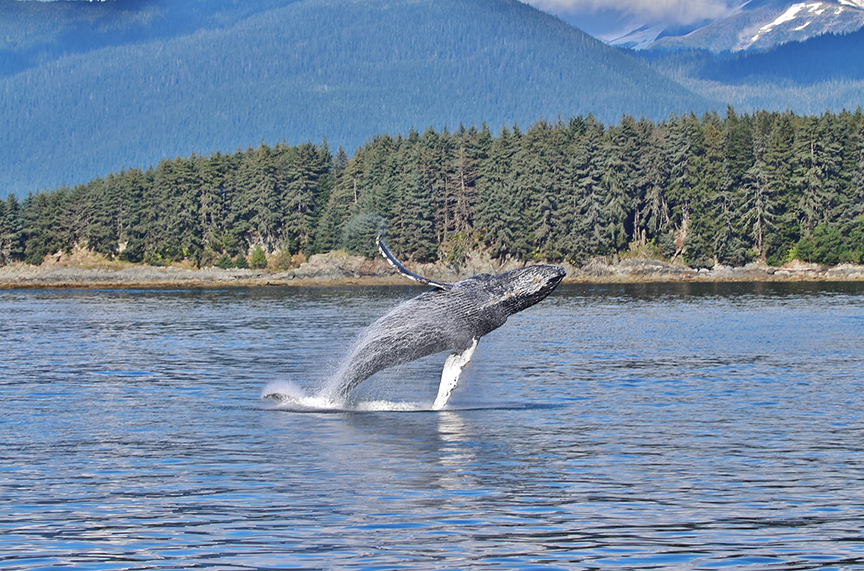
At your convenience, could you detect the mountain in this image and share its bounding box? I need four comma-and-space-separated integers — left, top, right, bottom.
609, 22, 709, 51
0, 0, 712, 195
0, 0, 303, 77
614, 0, 864, 52
694, 25, 864, 83
636, 26, 864, 116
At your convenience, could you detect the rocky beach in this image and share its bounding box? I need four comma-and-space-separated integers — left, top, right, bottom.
2, 250, 863, 289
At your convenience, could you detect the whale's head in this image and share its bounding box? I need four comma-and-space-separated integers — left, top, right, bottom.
479, 264, 566, 315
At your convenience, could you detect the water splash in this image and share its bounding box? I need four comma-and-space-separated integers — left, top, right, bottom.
262, 379, 429, 412
261, 381, 341, 411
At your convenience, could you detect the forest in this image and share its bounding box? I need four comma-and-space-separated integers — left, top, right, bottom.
2, 107, 863, 270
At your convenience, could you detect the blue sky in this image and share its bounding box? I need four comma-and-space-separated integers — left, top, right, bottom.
522, 0, 739, 39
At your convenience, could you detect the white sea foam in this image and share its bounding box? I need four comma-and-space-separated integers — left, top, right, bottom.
262, 381, 340, 410
353, 400, 425, 412
263, 380, 429, 412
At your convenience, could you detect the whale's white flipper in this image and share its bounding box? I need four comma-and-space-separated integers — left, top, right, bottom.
432, 337, 478, 410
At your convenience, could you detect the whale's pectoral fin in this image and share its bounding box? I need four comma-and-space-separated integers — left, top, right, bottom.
377, 235, 452, 290
432, 338, 478, 410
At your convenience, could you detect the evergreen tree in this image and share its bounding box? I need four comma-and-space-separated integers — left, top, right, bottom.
517, 120, 567, 259
356, 135, 398, 221
448, 140, 479, 238
741, 128, 775, 259
635, 120, 670, 247
389, 136, 438, 262
22, 191, 68, 264
116, 167, 153, 263
794, 115, 832, 238
476, 126, 519, 259
684, 112, 724, 268
233, 144, 284, 253
722, 106, 754, 193
148, 156, 204, 263
283, 141, 330, 255
601, 117, 637, 253
848, 116, 864, 221
198, 152, 238, 259
83, 176, 118, 257
0, 194, 25, 264
391, 166, 437, 263
763, 111, 798, 260
662, 113, 698, 260
249, 245, 267, 269
567, 118, 609, 262
313, 147, 360, 253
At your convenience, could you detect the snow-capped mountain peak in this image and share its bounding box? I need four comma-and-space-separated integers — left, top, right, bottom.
751, 3, 834, 44
739, 1, 864, 50
624, 0, 864, 52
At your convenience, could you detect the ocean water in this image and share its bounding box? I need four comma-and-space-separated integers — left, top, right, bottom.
1, 282, 863, 570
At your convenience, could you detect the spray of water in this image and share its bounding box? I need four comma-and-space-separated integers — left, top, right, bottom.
262, 379, 430, 412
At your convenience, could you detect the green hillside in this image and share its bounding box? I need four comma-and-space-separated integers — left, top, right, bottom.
0, 0, 301, 76
0, 0, 711, 194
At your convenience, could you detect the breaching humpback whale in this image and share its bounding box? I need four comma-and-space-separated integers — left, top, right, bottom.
330, 237, 566, 407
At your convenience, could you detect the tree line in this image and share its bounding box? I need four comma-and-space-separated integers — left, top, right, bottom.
2, 107, 864, 269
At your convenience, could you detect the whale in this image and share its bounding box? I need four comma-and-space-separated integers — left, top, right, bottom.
326, 237, 566, 407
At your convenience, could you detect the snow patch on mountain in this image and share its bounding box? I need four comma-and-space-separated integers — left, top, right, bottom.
637, 0, 864, 52
752, 2, 824, 42
742, 1, 864, 49
608, 24, 667, 49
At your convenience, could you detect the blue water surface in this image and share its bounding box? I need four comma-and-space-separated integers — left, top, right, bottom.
1, 282, 863, 570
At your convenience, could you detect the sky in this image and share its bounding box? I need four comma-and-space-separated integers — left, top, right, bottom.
522, 0, 739, 39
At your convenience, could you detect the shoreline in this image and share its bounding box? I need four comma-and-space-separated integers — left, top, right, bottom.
2, 251, 864, 289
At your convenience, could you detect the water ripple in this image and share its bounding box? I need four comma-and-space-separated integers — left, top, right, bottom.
1, 284, 863, 569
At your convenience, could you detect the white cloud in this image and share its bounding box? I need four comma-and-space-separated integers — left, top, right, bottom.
524, 0, 735, 25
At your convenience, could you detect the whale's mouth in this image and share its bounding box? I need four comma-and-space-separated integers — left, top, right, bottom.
548, 268, 566, 293
539, 266, 566, 293
498, 264, 566, 312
